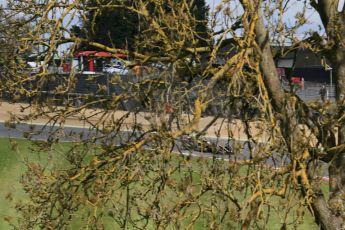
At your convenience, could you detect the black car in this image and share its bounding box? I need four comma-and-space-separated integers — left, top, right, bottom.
180, 135, 232, 155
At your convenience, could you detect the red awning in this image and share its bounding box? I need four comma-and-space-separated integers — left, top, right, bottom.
74, 51, 98, 57
74, 51, 128, 58
94, 51, 113, 57
113, 53, 128, 58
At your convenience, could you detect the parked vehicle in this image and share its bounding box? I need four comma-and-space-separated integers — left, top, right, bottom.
103, 61, 128, 75
71, 51, 129, 74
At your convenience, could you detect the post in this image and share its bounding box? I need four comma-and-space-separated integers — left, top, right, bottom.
330, 68, 333, 99
325, 65, 333, 99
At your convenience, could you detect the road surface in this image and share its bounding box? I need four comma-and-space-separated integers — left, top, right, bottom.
0, 122, 284, 168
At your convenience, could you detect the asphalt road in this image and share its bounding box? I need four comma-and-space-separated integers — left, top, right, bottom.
0, 122, 278, 166
0, 122, 328, 178
0, 122, 93, 141
0, 121, 233, 155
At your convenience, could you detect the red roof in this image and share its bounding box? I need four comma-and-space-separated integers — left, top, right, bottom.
94, 51, 113, 57
74, 51, 128, 58
74, 51, 97, 57
113, 53, 128, 58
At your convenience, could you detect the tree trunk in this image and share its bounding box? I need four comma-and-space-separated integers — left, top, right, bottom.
327, 47, 345, 228
254, 4, 345, 229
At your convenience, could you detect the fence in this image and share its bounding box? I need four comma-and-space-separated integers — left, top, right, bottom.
286, 81, 335, 102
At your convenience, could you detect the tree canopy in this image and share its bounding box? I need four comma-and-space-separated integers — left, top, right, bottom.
73, 0, 209, 50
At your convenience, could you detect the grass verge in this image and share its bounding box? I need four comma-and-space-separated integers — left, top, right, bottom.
0, 138, 325, 229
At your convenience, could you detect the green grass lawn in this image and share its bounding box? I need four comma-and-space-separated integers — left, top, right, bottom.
0, 138, 325, 229
0, 139, 75, 229
0, 139, 33, 229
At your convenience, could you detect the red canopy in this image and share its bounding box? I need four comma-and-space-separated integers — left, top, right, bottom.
74, 51, 97, 57
74, 51, 128, 58
93, 51, 113, 57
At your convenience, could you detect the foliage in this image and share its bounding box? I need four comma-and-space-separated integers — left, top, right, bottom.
72, 0, 209, 51
0, 138, 322, 229
83, 0, 139, 50
1, 0, 345, 229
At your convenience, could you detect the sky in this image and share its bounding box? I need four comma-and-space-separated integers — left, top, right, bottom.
0, 0, 323, 37
207, 0, 222, 8
0, 0, 325, 55
207, 0, 323, 37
